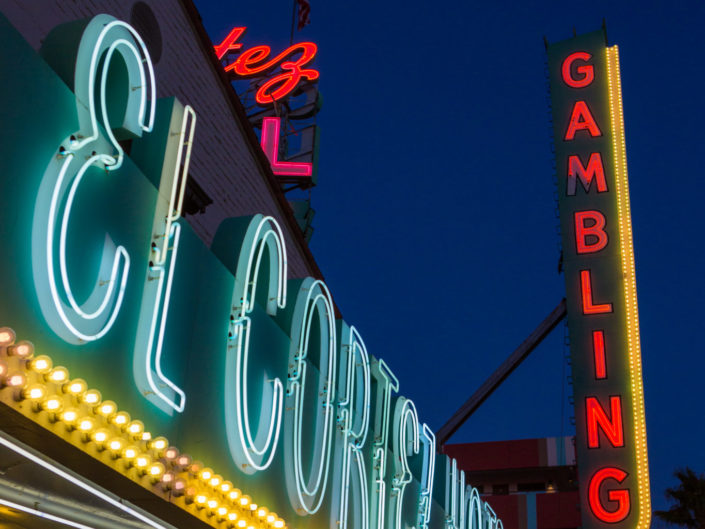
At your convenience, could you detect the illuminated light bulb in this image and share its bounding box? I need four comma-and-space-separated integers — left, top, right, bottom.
60, 408, 78, 425
195, 494, 208, 506
112, 411, 130, 428
47, 367, 69, 384
207, 498, 218, 510
249, 503, 258, 512
161, 471, 174, 484
247, 525, 254, 529
217, 506, 228, 517
148, 462, 165, 478
257, 508, 268, 518
134, 454, 151, 471
0, 327, 16, 346
199, 468, 213, 481
165, 447, 179, 460
77, 417, 95, 433
274, 520, 285, 528
228, 489, 241, 501
228, 512, 238, 522
107, 438, 125, 454
64, 378, 87, 396
97, 400, 117, 417
0, 361, 7, 378
237, 520, 247, 528
209, 474, 222, 488
91, 429, 110, 445
9, 340, 34, 358
266, 514, 276, 524
126, 420, 144, 437
189, 461, 203, 474
150, 436, 168, 452
173, 478, 186, 495
82, 389, 101, 405
7, 373, 26, 388
239, 496, 250, 507
122, 445, 139, 461
29, 355, 52, 374
220, 480, 233, 493
141, 431, 152, 442
22, 384, 46, 401
42, 396, 63, 412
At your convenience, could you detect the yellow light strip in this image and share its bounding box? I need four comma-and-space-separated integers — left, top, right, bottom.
0, 329, 287, 529
605, 45, 651, 529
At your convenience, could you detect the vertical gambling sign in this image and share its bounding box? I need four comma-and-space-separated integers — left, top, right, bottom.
547, 30, 650, 529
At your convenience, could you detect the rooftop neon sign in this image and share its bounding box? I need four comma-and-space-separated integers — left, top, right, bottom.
214, 27, 320, 105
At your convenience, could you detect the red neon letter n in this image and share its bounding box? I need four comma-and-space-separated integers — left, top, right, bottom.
586, 396, 624, 448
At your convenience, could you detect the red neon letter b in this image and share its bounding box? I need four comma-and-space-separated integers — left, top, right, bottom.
575, 210, 608, 254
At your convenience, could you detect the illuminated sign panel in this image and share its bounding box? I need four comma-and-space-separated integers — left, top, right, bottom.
547, 30, 650, 529
0, 12, 500, 529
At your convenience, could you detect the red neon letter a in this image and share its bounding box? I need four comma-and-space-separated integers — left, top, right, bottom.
564, 101, 602, 140
567, 153, 607, 195
580, 270, 613, 315
575, 210, 608, 254
586, 396, 624, 448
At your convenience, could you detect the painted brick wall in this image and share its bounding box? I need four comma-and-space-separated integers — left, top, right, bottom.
0, 0, 315, 279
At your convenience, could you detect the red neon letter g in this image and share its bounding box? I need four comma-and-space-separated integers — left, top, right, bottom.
588, 467, 630, 523
575, 210, 608, 254
562, 52, 594, 88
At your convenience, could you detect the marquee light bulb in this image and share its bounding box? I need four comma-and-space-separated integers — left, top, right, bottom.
0, 327, 16, 346
134, 454, 151, 469
207, 498, 219, 510
266, 514, 276, 524
0, 362, 6, 378
42, 396, 63, 412
176, 454, 191, 467
173, 478, 186, 494
78, 417, 95, 432
7, 373, 26, 388
91, 429, 110, 445
165, 446, 179, 460
82, 389, 101, 405
274, 520, 284, 528
228, 489, 241, 501
97, 400, 117, 417
108, 438, 125, 453
141, 431, 152, 442
195, 494, 208, 506
9, 340, 34, 358
22, 384, 46, 401
60, 408, 78, 425
220, 481, 233, 493
161, 471, 174, 484
239, 495, 250, 507
257, 508, 268, 518
65, 378, 87, 396
29, 355, 53, 374
122, 445, 139, 460
112, 411, 130, 427
209, 474, 222, 487
199, 468, 213, 481
249, 503, 258, 512
47, 367, 69, 384
237, 520, 247, 528
217, 506, 228, 518
228, 512, 238, 522
127, 420, 144, 436
148, 462, 165, 478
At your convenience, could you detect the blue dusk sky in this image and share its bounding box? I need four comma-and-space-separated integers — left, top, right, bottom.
194, 0, 705, 513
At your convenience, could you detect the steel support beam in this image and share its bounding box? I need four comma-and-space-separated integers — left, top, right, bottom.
436, 298, 567, 448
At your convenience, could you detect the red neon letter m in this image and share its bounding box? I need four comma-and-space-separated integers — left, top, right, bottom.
567, 153, 608, 195
586, 396, 624, 448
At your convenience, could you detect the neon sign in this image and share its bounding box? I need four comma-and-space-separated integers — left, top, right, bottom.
547, 30, 650, 529
0, 12, 504, 529
214, 27, 319, 105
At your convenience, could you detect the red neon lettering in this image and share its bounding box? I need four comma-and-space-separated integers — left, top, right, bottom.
575, 210, 608, 254
586, 396, 624, 448
567, 153, 607, 195
562, 52, 594, 88
214, 27, 246, 60
592, 330, 607, 379
580, 270, 613, 315
260, 117, 313, 177
588, 467, 630, 523
564, 101, 602, 140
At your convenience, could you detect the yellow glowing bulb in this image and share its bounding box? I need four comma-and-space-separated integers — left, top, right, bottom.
249, 503, 258, 511
239, 496, 250, 507
266, 514, 276, 524
97, 401, 117, 417
42, 396, 63, 412
92, 429, 110, 444
228, 512, 238, 522
0, 327, 15, 345
200, 468, 213, 481
274, 520, 284, 528
135, 455, 151, 469
108, 438, 125, 452
237, 521, 247, 528
7, 373, 26, 387
257, 508, 267, 518
48, 367, 69, 383
127, 420, 144, 436
209, 475, 222, 487
228, 489, 241, 501
217, 506, 228, 517
61, 409, 78, 424
220, 481, 233, 493
165, 447, 179, 460
29, 356, 52, 374
162, 472, 174, 483
122, 446, 139, 460
65, 378, 87, 396
112, 411, 130, 427
150, 436, 168, 451
247, 525, 254, 529
195, 494, 207, 505
23, 384, 46, 401
148, 462, 165, 477
207, 499, 218, 509
78, 417, 95, 432
82, 389, 101, 405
